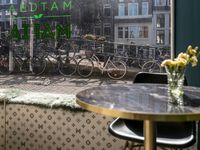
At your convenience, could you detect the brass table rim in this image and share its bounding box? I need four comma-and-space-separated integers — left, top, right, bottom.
76, 98, 200, 122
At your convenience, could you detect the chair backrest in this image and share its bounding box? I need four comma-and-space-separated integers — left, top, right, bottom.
133, 72, 188, 85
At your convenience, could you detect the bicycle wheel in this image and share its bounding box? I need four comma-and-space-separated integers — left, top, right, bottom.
58, 57, 77, 76
107, 61, 127, 80
142, 61, 161, 73
77, 58, 94, 78
0, 54, 10, 74
31, 57, 47, 75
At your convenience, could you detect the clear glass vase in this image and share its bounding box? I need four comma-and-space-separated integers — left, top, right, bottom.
166, 68, 185, 105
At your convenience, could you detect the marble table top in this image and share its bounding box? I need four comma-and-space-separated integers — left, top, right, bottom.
76, 84, 200, 121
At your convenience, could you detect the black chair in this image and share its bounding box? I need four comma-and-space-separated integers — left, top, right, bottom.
109, 72, 196, 149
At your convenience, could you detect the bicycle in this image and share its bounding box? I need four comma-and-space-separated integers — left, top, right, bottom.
10, 42, 47, 75
142, 49, 170, 73
0, 39, 9, 74
77, 51, 127, 79
34, 40, 77, 76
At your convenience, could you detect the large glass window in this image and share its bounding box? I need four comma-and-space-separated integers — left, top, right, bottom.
118, 3, 125, 16
118, 27, 123, 38
142, 2, 148, 15
156, 30, 165, 44
157, 14, 165, 28
128, 3, 138, 16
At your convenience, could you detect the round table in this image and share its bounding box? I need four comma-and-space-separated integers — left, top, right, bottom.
76, 84, 200, 150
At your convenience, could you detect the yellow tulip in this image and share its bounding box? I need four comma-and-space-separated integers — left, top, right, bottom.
188, 49, 197, 56
190, 56, 198, 67
187, 45, 192, 51
176, 59, 186, 72
177, 52, 189, 62
161, 59, 173, 67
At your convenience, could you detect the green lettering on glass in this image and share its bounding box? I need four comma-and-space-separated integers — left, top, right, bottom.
10, 23, 71, 40
56, 24, 70, 39
30, 2, 37, 12
9, 5, 16, 13
51, 2, 58, 11
41, 2, 47, 11
10, 25, 21, 40
41, 24, 54, 39
22, 24, 29, 40
63, 1, 72, 10
20, 3, 27, 12
34, 23, 41, 39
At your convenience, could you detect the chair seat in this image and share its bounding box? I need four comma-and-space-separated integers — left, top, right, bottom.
109, 118, 196, 148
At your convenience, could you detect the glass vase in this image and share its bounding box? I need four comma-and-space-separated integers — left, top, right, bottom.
166, 69, 185, 105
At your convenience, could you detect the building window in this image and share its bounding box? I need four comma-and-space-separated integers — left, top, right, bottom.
118, 27, 123, 38
129, 26, 148, 38
104, 24, 111, 36
95, 27, 101, 36
0, 0, 2, 4
104, 4, 111, 17
6, 0, 10, 4
128, 3, 138, 16
139, 26, 148, 38
118, 3, 125, 16
142, 2, 148, 15
156, 30, 165, 44
12, 0, 17, 4
157, 14, 165, 28
129, 26, 138, 38
154, 0, 167, 6
125, 27, 129, 38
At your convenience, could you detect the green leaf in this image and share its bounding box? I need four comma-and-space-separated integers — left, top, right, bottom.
33, 13, 44, 19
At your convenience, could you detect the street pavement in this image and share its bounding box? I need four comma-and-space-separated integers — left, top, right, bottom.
0, 74, 134, 95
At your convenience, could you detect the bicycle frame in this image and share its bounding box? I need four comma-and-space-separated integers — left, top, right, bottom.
90, 54, 113, 74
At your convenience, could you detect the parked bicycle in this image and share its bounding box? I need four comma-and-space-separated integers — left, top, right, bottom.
34, 40, 77, 76
142, 49, 170, 73
10, 41, 47, 75
77, 51, 127, 79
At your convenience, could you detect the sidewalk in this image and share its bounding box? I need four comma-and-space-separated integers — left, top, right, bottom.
0, 74, 134, 95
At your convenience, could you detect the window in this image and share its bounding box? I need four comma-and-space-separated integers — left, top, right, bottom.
128, 3, 138, 16
104, 24, 111, 36
12, 0, 17, 4
157, 14, 165, 28
6, 0, 10, 4
129, 26, 138, 38
142, 2, 148, 15
125, 27, 128, 38
0, 0, 2, 4
129, 26, 148, 38
104, 4, 111, 17
118, 27, 123, 38
139, 26, 148, 38
95, 27, 101, 36
118, 3, 125, 16
154, 0, 167, 6
156, 30, 165, 44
